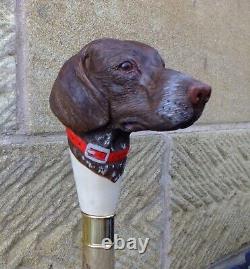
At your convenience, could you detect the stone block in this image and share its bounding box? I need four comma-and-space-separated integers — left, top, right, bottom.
0, 0, 16, 134
116, 134, 166, 269
21, 0, 250, 133
0, 91, 16, 134
0, 140, 81, 269
165, 130, 250, 269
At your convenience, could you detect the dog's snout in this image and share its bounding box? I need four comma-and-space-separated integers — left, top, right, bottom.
188, 83, 211, 106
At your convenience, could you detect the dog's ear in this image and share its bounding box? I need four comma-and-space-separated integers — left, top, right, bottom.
49, 45, 109, 133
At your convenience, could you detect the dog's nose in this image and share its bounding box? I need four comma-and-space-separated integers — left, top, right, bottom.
188, 83, 211, 106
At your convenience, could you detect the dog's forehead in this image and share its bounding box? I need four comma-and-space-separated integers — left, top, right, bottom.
90, 38, 161, 63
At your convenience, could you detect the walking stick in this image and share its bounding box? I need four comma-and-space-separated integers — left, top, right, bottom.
49, 38, 211, 269
70, 150, 121, 268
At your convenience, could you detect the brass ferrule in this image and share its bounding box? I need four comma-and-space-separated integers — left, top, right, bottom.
82, 212, 114, 249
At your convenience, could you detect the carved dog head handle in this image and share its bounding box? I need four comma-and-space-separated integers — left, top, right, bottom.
50, 38, 211, 181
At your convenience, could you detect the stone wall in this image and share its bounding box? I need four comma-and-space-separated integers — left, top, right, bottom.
0, 0, 16, 134
0, 1, 249, 268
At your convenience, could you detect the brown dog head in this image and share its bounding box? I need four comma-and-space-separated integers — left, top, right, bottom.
50, 38, 211, 134
50, 38, 211, 182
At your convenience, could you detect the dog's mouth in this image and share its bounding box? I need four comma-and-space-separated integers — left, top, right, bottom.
118, 106, 203, 133
168, 110, 202, 130
172, 117, 197, 130
119, 116, 198, 133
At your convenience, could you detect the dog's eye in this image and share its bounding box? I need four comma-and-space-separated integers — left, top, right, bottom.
118, 61, 133, 72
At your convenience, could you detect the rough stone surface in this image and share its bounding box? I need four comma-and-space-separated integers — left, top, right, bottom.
0, 91, 16, 133
116, 134, 166, 269
0, 141, 81, 269
21, 0, 250, 133
166, 130, 250, 269
0, 0, 16, 133
0, 134, 166, 269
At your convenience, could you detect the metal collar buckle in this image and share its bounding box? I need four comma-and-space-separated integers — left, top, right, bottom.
85, 143, 110, 164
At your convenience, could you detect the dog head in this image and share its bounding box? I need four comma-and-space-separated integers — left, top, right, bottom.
50, 38, 211, 134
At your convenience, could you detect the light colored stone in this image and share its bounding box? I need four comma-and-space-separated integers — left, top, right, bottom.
0, 91, 16, 133
165, 130, 250, 269
0, 0, 16, 133
116, 134, 166, 269
21, 0, 250, 133
0, 141, 81, 269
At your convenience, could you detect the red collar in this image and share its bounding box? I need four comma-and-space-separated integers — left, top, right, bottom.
66, 128, 129, 164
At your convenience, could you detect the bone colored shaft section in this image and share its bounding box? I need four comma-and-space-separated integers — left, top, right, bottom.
69, 151, 122, 216
82, 213, 114, 269
69, 150, 119, 269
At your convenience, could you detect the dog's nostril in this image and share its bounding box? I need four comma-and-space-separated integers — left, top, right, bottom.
188, 83, 212, 106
